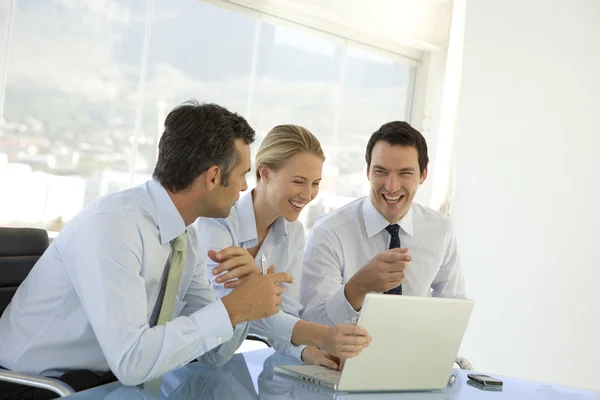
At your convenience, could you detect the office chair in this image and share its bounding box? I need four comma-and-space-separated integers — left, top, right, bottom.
235, 333, 272, 354
245, 334, 271, 347
0, 227, 75, 397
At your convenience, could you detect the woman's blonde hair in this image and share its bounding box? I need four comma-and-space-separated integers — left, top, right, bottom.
255, 124, 325, 180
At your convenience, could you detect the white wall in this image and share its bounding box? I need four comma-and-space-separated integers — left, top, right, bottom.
453, 0, 600, 391
211, 0, 452, 52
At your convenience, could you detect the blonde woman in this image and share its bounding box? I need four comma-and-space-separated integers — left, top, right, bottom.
192, 125, 370, 369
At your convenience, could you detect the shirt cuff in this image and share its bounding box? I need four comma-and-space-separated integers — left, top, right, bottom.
273, 310, 300, 343
326, 285, 360, 325
190, 299, 234, 351
281, 343, 307, 361
231, 321, 250, 347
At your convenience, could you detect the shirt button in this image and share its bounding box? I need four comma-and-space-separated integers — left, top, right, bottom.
217, 336, 223, 343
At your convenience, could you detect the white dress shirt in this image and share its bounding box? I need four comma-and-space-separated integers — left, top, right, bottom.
0, 180, 247, 385
193, 190, 307, 360
300, 196, 467, 326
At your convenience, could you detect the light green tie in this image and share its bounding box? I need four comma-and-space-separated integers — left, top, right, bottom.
156, 232, 187, 326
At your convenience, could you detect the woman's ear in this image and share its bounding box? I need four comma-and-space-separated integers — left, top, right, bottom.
258, 165, 271, 182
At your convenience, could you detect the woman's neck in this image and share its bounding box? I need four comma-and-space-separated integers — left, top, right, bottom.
251, 184, 280, 242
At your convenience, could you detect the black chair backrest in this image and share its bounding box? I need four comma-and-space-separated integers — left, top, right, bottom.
0, 227, 49, 316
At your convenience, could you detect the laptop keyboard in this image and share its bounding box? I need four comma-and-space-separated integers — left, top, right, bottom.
301, 366, 342, 383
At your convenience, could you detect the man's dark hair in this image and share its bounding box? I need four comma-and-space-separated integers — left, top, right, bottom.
153, 101, 255, 192
365, 121, 429, 175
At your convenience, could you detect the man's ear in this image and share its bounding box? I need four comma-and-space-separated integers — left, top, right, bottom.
419, 166, 428, 184
204, 166, 221, 190
258, 165, 271, 182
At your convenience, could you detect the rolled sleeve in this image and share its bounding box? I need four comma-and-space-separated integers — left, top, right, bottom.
250, 310, 306, 360
275, 310, 298, 342
326, 285, 361, 325
281, 343, 307, 361
250, 309, 299, 345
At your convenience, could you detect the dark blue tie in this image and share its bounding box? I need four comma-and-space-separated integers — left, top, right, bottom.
384, 224, 402, 295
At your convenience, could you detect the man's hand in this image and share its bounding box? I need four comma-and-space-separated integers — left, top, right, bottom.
345, 248, 411, 310
221, 266, 293, 326
208, 246, 262, 289
301, 347, 340, 370
322, 324, 371, 358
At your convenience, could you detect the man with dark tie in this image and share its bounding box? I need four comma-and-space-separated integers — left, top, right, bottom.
300, 121, 467, 326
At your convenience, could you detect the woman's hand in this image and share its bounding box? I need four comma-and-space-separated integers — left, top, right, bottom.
208, 246, 263, 288
301, 346, 341, 370
322, 324, 371, 359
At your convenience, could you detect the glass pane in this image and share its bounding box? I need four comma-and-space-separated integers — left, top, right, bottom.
137, 0, 255, 178
246, 23, 340, 195
1, 0, 416, 233
0, 0, 147, 231
0, 1, 9, 64
249, 23, 339, 137
333, 46, 414, 202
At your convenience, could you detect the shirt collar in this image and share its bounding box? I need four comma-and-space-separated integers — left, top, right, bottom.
362, 196, 414, 239
236, 191, 258, 244
270, 215, 289, 246
147, 180, 187, 245
398, 206, 414, 236
236, 190, 289, 245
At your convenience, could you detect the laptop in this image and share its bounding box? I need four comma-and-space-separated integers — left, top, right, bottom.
271, 373, 446, 400
275, 293, 474, 392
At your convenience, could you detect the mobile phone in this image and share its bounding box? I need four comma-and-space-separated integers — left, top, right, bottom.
467, 380, 503, 391
467, 374, 503, 387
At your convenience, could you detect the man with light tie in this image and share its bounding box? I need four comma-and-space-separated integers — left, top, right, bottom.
300, 121, 466, 326
0, 101, 293, 399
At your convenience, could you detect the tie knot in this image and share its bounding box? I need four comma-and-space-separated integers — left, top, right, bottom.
385, 224, 400, 236
172, 232, 187, 253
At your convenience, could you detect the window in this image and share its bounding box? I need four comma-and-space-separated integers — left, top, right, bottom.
0, 0, 147, 230
0, 0, 416, 233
